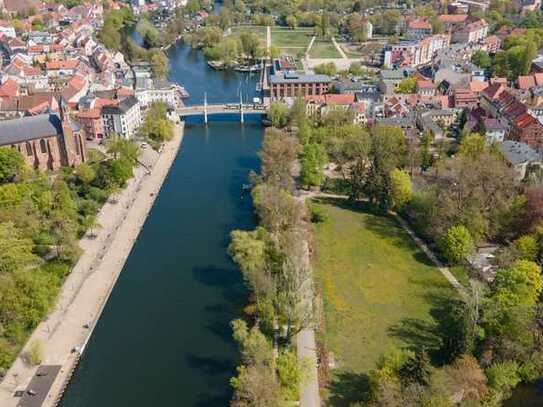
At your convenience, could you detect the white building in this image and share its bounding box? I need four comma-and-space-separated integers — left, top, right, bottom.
101, 96, 142, 138
135, 78, 182, 109
0, 21, 16, 38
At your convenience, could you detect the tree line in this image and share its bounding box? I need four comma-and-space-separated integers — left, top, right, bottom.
227, 127, 314, 404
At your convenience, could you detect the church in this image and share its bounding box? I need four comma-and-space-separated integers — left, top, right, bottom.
0, 100, 87, 170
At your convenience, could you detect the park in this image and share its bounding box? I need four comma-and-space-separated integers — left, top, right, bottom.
311, 198, 459, 405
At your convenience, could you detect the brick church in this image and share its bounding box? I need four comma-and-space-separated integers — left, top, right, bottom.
0, 98, 86, 170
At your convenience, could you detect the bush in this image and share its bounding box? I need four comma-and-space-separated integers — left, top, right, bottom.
26, 340, 43, 365
277, 350, 307, 401
87, 186, 109, 204
310, 204, 328, 223
513, 235, 538, 261
439, 225, 475, 264
486, 360, 521, 396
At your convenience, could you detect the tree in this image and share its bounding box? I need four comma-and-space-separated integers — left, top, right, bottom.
230, 364, 283, 407
231, 319, 273, 366
0, 148, 24, 184
430, 355, 489, 403
486, 361, 521, 395
315, 12, 329, 37
140, 102, 174, 144
26, 340, 43, 365
106, 133, 139, 163
252, 184, 304, 234
286, 15, 297, 29
399, 348, 431, 386
277, 350, 307, 401
395, 77, 417, 94
361, 125, 406, 211
259, 128, 298, 190
267, 102, 289, 128
471, 50, 492, 69
150, 50, 170, 78
439, 225, 475, 264
76, 163, 96, 185
313, 62, 337, 76
300, 143, 327, 187
513, 235, 538, 261
430, 16, 445, 34
390, 169, 412, 210
239, 31, 262, 61
228, 228, 270, 298
459, 133, 486, 159
0, 222, 38, 275
483, 260, 543, 345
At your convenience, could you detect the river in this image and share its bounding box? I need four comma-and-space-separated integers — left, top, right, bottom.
59, 41, 262, 406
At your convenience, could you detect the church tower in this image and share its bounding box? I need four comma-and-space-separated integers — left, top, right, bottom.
58, 97, 86, 166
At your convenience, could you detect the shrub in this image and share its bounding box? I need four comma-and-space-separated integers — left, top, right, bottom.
486, 360, 521, 395
309, 204, 328, 223
439, 225, 475, 264
513, 235, 538, 261
27, 340, 43, 365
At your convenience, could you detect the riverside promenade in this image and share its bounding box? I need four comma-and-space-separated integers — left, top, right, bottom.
0, 123, 185, 407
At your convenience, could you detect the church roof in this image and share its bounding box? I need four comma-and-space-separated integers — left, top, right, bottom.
0, 113, 63, 146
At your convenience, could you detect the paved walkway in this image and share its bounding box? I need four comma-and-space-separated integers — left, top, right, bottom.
393, 214, 467, 298
0, 124, 185, 407
297, 329, 319, 407
331, 36, 348, 60
266, 26, 271, 54
305, 35, 316, 58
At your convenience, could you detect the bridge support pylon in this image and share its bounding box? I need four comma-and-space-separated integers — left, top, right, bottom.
240, 91, 244, 124
204, 92, 208, 124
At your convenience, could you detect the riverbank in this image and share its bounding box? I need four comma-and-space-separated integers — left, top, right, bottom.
0, 123, 185, 407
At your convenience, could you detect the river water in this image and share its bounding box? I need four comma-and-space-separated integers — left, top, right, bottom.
60, 41, 262, 406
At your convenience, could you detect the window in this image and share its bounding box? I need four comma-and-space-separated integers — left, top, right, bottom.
25, 142, 33, 156
40, 139, 47, 154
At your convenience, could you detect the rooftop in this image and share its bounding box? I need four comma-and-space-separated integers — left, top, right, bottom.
0, 113, 63, 146
500, 140, 541, 165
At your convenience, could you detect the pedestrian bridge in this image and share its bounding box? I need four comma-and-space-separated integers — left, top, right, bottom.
177, 103, 267, 123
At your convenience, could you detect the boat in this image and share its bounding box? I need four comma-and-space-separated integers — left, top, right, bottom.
207, 61, 227, 70
234, 63, 263, 73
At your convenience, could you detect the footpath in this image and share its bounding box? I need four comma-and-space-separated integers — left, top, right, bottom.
0, 123, 185, 407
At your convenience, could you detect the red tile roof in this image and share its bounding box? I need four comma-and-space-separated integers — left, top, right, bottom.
518, 75, 536, 90
0, 78, 19, 98
438, 14, 468, 24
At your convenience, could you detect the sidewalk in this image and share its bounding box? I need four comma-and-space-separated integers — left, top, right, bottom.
0, 123, 185, 407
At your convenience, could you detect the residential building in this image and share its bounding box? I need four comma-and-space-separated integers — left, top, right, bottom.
406, 18, 432, 39
500, 140, 542, 180
101, 95, 141, 138
135, 78, 183, 109
452, 17, 488, 43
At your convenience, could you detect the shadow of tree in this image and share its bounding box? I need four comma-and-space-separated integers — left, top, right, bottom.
387, 291, 463, 366
313, 197, 436, 269
328, 371, 371, 407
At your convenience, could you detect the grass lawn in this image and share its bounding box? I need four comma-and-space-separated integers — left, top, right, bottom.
271, 29, 313, 49
308, 40, 342, 59
229, 26, 267, 44
312, 198, 458, 404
